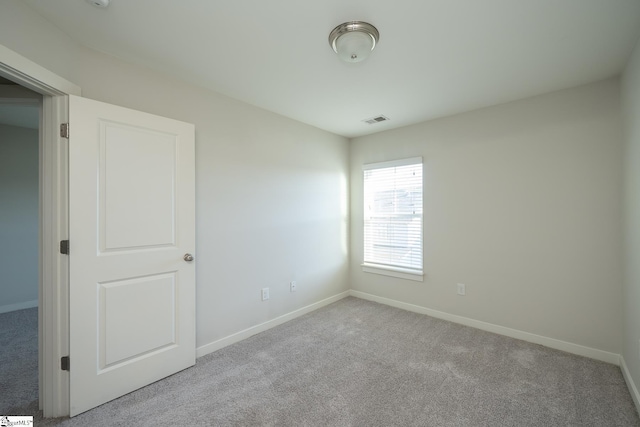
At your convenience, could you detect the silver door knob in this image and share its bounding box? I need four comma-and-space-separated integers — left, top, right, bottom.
183, 253, 194, 262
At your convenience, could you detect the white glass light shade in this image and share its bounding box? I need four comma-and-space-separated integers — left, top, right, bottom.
335, 31, 374, 63
329, 21, 379, 63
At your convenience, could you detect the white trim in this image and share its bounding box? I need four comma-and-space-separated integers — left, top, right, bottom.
39, 95, 70, 417
0, 43, 76, 418
362, 156, 422, 170
0, 299, 38, 314
196, 291, 350, 358
349, 290, 620, 365
621, 356, 640, 414
0, 44, 80, 96
362, 263, 424, 282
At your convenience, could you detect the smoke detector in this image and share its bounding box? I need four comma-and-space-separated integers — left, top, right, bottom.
85, 0, 110, 8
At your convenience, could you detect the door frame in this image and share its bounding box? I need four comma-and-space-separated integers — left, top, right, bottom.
0, 43, 81, 417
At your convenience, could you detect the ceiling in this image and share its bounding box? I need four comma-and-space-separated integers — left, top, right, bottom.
23, 0, 640, 138
0, 78, 39, 129
0, 104, 39, 129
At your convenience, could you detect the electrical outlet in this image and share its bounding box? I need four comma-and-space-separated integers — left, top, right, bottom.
457, 283, 466, 296
290, 281, 297, 292
261, 287, 269, 301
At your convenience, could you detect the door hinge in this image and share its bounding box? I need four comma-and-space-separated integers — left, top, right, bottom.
60, 123, 69, 138
60, 240, 69, 255
61, 356, 70, 371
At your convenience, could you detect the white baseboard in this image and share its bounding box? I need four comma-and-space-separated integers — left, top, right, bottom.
621, 355, 640, 414
349, 290, 620, 365
195, 289, 621, 365
196, 291, 351, 358
0, 299, 38, 314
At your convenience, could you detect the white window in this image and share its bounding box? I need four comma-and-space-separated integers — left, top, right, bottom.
362, 157, 423, 281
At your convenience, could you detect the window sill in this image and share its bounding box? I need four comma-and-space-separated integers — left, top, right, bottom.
361, 263, 424, 282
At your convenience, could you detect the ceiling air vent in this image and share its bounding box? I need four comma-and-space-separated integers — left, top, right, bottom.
363, 115, 389, 125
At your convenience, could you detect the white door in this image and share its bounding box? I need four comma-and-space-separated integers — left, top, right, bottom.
68, 95, 196, 416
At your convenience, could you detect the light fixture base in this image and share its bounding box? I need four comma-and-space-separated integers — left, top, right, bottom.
85, 0, 110, 8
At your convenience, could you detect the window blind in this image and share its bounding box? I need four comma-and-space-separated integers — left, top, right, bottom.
363, 157, 423, 273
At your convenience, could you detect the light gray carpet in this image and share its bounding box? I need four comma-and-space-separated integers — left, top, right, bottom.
0, 307, 38, 414
9, 297, 640, 426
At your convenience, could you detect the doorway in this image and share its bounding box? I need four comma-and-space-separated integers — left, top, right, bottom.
0, 42, 81, 418
0, 43, 195, 418
0, 76, 41, 414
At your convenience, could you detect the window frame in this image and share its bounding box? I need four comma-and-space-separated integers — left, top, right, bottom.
361, 157, 424, 282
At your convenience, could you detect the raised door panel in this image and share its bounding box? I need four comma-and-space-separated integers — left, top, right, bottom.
69, 95, 195, 416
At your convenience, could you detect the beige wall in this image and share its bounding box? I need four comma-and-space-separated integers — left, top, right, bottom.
0, 0, 630, 361
350, 79, 623, 353
622, 37, 640, 392
0, 124, 39, 311
0, 0, 349, 348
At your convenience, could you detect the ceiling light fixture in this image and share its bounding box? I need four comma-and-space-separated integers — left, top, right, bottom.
329, 21, 379, 63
